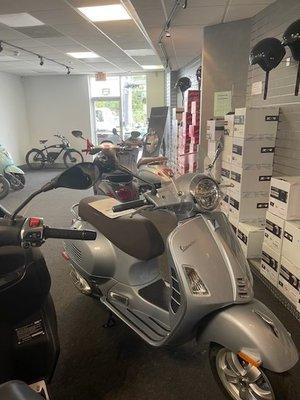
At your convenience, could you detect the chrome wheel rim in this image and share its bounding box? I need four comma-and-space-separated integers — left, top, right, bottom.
216, 348, 275, 400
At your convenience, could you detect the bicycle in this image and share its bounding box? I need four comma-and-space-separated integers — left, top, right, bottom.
26, 134, 84, 170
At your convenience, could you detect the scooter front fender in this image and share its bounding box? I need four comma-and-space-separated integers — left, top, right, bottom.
197, 299, 298, 373
5, 165, 24, 174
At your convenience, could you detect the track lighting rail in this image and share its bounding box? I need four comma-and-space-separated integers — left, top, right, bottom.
0, 40, 73, 74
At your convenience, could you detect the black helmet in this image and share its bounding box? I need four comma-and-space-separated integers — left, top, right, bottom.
282, 19, 300, 95
175, 77, 191, 93
250, 37, 286, 99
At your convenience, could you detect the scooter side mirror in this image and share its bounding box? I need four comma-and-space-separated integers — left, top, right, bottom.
71, 130, 83, 138
51, 162, 100, 190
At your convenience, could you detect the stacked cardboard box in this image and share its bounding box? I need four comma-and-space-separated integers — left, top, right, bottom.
178, 90, 200, 175
261, 177, 300, 311
224, 107, 279, 258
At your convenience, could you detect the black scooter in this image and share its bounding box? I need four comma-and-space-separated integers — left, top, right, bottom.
0, 163, 98, 399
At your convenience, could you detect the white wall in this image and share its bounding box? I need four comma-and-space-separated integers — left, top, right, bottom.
0, 72, 30, 165
146, 72, 165, 117
24, 75, 92, 153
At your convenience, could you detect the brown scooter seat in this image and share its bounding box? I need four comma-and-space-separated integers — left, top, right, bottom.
137, 156, 168, 168
78, 196, 165, 261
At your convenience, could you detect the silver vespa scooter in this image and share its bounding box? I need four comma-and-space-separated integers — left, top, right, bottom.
63, 163, 298, 400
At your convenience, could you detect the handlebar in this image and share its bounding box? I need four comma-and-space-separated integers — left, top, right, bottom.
112, 199, 146, 213
44, 227, 96, 240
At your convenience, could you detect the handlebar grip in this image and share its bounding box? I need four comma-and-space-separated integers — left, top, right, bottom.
44, 227, 96, 240
112, 199, 146, 213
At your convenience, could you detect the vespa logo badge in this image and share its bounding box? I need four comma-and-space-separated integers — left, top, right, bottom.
180, 240, 196, 252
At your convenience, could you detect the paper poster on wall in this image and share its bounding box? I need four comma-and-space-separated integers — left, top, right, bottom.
251, 81, 263, 95
214, 91, 232, 117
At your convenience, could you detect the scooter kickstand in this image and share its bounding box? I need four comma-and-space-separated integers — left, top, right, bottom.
103, 311, 116, 328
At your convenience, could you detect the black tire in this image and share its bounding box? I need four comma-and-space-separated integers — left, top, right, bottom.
9, 173, 25, 191
209, 344, 296, 400
26, 149, 46, 170
0, 176, 10, 200
63, 149, 84, 168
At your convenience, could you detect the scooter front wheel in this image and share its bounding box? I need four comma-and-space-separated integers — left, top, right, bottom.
209, 344, 296, 400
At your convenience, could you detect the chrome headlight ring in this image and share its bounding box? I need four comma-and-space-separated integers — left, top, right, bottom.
190, 175, 221, 212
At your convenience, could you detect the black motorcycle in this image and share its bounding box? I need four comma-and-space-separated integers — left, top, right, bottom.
0, 163, 98, 399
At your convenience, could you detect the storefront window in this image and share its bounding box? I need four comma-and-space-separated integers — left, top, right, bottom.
90, 74, 147, 143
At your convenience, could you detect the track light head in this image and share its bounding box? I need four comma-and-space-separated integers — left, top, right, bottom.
165, 30, 171, 38
39, 56, 44, 66
67, 67, 71, 75
0, 42, 3, 53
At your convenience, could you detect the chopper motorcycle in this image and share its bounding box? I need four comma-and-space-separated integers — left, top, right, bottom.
0, 144, 25, 199
63, 162, 298, 400
0, 163, 98, 399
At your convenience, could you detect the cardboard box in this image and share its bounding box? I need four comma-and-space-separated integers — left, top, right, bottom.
278, 257, 300, 308
231, 136, 276, 168
220, 162, 231, 186
237, 222, 264, 259
221, 135, 233, 163
208, 140, 219, 161
189, 125, 199, 137
260, 243, 280, 286
228, 213, 238, 234
264, 211, 285, 254
206, 119, 224, 141
269, 176, 300, 220
192, 113, 200, 126
230, 164, 273, 196
282, 220, 300, 267
224, 114, 235, 136
234, 107, 279, 138
191, 101, 200, 114
219, 194, 229, 216
190, 136, 200, 145
189, 143, 198, 153
172, 107, 184, 122
229, 191, 268, 225
178, 143, 190, 154
182, 112, 192, 125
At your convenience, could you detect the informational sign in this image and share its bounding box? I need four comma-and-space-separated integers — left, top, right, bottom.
214, 91, 232, 117
95, 72, 107, 81
251, 81, 263, 95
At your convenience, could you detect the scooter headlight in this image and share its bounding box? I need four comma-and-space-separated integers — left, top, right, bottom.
183, 265, 210, 296
190, 176, 220, 211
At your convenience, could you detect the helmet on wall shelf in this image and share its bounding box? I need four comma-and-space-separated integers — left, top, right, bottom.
282, 19, 300, 95
249, 37, 286, 100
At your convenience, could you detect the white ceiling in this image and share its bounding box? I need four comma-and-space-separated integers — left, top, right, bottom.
131, 0, 276, 70
0, 0, 275, 76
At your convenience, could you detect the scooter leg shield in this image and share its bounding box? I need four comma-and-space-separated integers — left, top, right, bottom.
197, 299, 298, 373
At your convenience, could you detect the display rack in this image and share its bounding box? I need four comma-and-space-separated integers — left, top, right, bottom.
249, 259, 300, 323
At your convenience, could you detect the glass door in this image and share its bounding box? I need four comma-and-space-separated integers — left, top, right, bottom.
93, 98, 122, 145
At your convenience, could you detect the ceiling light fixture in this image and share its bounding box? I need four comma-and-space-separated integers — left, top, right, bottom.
0, 12, 44, 27
165, 30, 171, 38
39, 56, 44, 66
0, 42, 3, 53
66, 67, 71, 75
77, 4, 131, 22
67, 51, 100, 59
142, 65, 164, 70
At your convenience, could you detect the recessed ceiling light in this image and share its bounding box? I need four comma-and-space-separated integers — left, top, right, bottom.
125, 49, 156, 56
78, 5, 131, 22
67, 52, 100, 59
142, 65, 164, 70
0, 13, 44, 27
